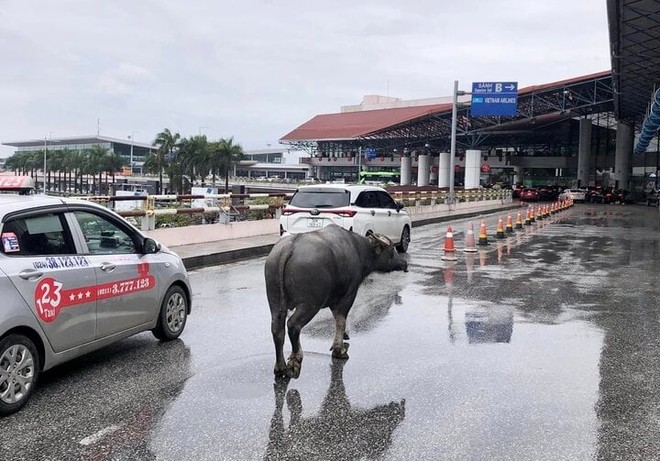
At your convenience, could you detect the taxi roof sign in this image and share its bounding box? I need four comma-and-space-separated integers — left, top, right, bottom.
0, 176, 36, 192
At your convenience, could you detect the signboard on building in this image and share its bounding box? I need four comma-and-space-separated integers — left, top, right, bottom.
365, 148, 378, 160
471, 82, 518, 116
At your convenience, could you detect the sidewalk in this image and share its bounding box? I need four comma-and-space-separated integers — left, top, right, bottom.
165, 201, 520, 270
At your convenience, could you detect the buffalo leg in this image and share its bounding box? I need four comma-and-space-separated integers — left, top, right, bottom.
286, 306, 320, 379
271, 310, 288, 376
330, 311, 350, 359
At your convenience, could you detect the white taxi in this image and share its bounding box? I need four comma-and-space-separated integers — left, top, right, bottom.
0, 180, 191, 416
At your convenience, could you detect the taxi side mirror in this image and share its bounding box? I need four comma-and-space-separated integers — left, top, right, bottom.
142, 237, 161, 254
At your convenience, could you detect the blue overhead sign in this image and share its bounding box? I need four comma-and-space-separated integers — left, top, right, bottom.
470, 81, 518, 116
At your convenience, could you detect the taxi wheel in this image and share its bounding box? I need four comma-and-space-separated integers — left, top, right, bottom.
152, 285, 188, 341
396, 226, 410, 253
0, 334, 41, 416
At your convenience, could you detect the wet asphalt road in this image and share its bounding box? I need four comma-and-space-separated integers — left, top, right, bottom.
3, 203, 660, 460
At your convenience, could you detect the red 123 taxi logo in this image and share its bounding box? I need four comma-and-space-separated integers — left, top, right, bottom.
34, 263, 156, 323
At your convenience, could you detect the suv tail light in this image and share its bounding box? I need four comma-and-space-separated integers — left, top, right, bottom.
281, 208, 357, 217
332, 209, 357, 217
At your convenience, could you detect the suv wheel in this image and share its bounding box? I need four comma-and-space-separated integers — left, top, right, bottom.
396, 226, 411, 253
0, 334, 40, 416
152, 286, 188, 341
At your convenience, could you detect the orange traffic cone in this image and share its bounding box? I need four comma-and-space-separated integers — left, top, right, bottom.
515, 210, 523, 229
478, 219, 489, 246
463, 221, 478, 253
525, 208, 532, 225
496, 216, 505, 239
441, 226, 458, 261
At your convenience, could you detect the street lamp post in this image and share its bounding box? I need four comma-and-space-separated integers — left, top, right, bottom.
449, 80, 468, 207
128, 132, 138, 175
43, 136, 47, 193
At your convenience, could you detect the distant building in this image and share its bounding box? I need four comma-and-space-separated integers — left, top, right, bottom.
2, 138, 310, 181
2, 135, 156, 175
237, 148, 308, 180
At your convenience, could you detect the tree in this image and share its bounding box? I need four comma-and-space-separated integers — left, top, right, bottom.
85, 145, 109, 194
103, 152, 124, 186
211, 137, 244, 193
177, 135, 209, 189
154, 128, 181, 194
142, 153, 160, 175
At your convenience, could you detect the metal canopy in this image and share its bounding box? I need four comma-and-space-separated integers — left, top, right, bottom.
608, 0, 660, 126
282, 72, 614, 155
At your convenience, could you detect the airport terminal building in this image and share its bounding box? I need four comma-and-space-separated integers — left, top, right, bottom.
280, 71, 660, 193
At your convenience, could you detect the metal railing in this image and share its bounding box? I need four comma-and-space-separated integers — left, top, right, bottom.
84, 189, 512, 230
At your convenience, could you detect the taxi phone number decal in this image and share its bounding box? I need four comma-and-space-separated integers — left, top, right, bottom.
34, 263, 155, 323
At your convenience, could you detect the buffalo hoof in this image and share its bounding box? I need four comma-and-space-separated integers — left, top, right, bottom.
343, 332, 350, 340
274, 360, 290, 377
287, 358, 302, 379
331, 346, 349, 360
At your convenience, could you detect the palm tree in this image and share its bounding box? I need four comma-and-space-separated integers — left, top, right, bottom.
103, 152, 124, 186
154, 128, 180, 194
85, 145, 109, 194
177, 135, 209, 189
48, 150, 64, 192
142, 153, 160, 175
60, 148, 77, 193
212, 137, 244, 193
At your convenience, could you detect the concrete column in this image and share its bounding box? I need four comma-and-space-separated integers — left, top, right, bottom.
400, 156, 412, 185
429, 155, 438, 185
614, 121, 634, 190
437, 152, 450, 188
513, 166, 523, 185
577, 118, 592, 188
464, 150, 481, 189
417, 154, 429, 186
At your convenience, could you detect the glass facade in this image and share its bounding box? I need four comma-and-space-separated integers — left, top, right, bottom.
11, 138, 155, 169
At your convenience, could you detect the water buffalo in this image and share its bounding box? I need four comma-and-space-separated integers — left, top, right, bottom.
265, 224, 408, 378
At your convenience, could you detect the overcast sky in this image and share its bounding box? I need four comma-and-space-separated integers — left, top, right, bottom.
0, 0, 610, 158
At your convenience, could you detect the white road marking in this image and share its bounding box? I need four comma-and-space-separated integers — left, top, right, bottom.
79, 424, 123, 446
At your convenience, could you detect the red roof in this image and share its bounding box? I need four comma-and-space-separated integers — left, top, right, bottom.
280, 70, 611, 142
280, 103, 451, 142
517, 70, 611, 95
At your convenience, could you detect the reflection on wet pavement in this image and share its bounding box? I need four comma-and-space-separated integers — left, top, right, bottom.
264, 358, 406, 461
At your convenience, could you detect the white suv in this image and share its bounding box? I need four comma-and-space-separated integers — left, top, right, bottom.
279, 184, 412, 252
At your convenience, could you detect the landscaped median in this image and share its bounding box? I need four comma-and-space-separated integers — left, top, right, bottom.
145, 195, 517, 250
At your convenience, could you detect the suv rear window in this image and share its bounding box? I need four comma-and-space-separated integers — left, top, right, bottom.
289, 189, 350, 208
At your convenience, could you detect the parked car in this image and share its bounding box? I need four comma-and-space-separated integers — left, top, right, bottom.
586, 186, 605, 203
0, 192, 192, 416
537, 185, 561, 201
559, 188, 587, 202
519, 188, 540, 202
646, 190, 660, 206
279, 184, 412, 252
511, 183, 524, 199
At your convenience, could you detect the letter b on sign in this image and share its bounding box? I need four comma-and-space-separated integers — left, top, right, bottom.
495, 83, 502, 92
